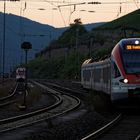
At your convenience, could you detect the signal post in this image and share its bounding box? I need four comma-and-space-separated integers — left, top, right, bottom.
19, 42, 32, 110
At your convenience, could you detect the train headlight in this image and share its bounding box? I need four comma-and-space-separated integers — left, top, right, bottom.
120, 78, 129, 83
135, 40, 139, 44
123, 78, 128, 83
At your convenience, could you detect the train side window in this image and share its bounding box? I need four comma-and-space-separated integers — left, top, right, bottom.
113, 62, 121, 78
83, 69, 91, 81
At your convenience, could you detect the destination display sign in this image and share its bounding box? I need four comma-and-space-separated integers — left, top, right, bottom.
126, 45, 140, 50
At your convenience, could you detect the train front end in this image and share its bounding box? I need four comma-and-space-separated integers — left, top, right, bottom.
16, 67, 26, 82
111, 38, 140, 101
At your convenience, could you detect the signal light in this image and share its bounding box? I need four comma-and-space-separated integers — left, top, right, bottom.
21, 42, 32, 50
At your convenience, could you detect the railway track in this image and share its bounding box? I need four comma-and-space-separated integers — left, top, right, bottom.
0, 82, 24, 107
41, 79, 87, 95
0, 82, 18, 101
0, 81, 81, 133
81, 113, 140, 140
135, 133, 140, 140
42, 80, 140, 140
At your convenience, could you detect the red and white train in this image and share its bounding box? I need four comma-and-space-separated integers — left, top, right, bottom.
16, 67, 26, 82
81, 38, 140, 101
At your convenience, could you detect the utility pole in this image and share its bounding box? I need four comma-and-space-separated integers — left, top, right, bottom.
89, 38, 93, 58
20, 41, 32, 110
75, 28, 79, 79
2, 0, 6, 83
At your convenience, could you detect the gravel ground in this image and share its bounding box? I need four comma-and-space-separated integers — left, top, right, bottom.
23, 109, 105, 140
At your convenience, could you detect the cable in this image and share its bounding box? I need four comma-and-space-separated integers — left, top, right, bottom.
116, 2, 122, 18
58, 7, 66, 26
69, 4, 76, 24
133, 0, 139, 9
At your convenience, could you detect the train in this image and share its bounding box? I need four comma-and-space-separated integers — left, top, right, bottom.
81, 38, 140, 101
16, 67, 26, 82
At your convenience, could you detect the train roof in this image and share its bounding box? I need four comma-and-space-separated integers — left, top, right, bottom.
82, 59, 94, 65
112, 38, 140, 56
82, 57, 110, 67
82, 38, 140, 67
117, 38, 140, 48
16, 67, 26, 72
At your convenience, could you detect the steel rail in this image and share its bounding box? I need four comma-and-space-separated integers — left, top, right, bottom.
0, 90, 62, 133
32, 81, 81, 117
81, 114, 122, 140
0, 82, 19, 101
0, 90, 62, 125
44, 82, 81, 110
0, 82, 24, 107
0, 81, 80, 133
135, 133, 140, 140
43, 81, 83, 94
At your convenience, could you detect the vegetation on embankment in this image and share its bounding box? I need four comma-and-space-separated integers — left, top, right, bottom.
28, 47, 112, 80
28, 53, 84, 79
96, 9, 140, 30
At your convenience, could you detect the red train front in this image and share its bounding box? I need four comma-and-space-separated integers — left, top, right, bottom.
111, 38, 140, 100
81, 38, 140, 101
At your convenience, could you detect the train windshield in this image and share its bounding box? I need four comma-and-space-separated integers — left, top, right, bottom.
121, 46, 140, 74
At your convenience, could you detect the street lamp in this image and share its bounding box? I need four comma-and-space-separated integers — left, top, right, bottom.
20, 41, 32, 109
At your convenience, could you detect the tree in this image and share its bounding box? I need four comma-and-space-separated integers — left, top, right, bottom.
74, 18, 82, 25
57, 18, 87, 45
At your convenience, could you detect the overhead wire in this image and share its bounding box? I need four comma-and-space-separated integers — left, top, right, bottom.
116, 0, 122, 18
20, 1, 26, 40
1, 0, 140, 28
69, 4, 76, 24
43, 0, 67, 26
133, 0, 139, 8
19, 1, 24, 64
58, 6, 66, 26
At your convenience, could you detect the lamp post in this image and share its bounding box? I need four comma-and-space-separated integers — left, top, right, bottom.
21, 41, 32, 109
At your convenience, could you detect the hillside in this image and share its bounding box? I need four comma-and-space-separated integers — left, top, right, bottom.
0, 12, 105, 73
0, 13, 65, 73
96, 9, 140, 30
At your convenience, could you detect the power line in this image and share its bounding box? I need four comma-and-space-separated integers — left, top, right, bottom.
58, 2, 86, 7
69, 4, 76, 24
1, 0, 140, 4
58, 6, 66, 26
116, 2, 122, 18
57, 0, 140, 7
133, 0, 139, 9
